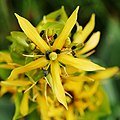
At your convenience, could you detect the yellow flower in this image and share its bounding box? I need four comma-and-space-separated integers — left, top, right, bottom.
0, 52, 19, 69
88, 67, 119, 80
6, 6, 105, 109
73, 14, 100, 57
37, 81, 101, 120
63, 67, 118, 117
0, 52, 21, 96
42, 66, 118, 120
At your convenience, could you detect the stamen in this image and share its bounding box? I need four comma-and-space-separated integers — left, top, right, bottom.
71, 45, 76, 50
22, 54, 44, 58
24, 82, 36, 93
43, 69, 49, 76
40, 30, 44, 37
45, 50, 51, 60
53, 34, 57, 39
55, 49, 61, 54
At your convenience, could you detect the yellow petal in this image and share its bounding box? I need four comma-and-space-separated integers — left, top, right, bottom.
75, 101, 88, 110
52, 6, 79, 50
84, 50, 95, 57
0, 86, 16, 96
88, 67, 119, 80
75, 101, 88, 116
20, 91, 29, 116
8, 57, 48, 81
78, 81, 99, 98
66, 106, 75, 120
64, 80, 84, 94
51, 61, 67, 109
58, 54, 105, 71
64, 75, 94, 82
1, 80, 32, 86
0, 52, 12, 63
0, 64, 16, 69
15, 13, 50, 53
77, 32, 100, 55
73, 13, 95, 43
65, 65, 83, 74
48, 105, 64, 118
36, 94, 49, 120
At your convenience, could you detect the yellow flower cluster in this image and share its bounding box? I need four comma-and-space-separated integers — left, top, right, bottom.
0, 6, 119, 120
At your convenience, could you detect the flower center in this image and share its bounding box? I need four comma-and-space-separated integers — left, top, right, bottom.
49, 52, 57, 61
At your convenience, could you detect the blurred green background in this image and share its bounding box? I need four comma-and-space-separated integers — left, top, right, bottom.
0, 0, 120, 120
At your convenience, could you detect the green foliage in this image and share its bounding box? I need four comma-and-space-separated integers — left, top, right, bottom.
0, 94, 14, 120
13, 92, 23, 120
13, 92, 38, 120
0, 68, 11, 80
37, 6, 68, 35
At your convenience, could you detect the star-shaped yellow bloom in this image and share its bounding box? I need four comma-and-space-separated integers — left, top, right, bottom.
6, 6, 105, 109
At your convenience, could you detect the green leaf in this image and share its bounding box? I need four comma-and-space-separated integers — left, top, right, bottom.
0, 68, 11, 80
41, 22, 64, 35
28, 101, 37, 114
10, 41, 26, 65
0, 94, 14, 120
27, 109, 40, 120
37, 6, 68, 32
11, 31, 29, 48
7, 31, 32, 65
12, 92, 23, 120
26, 69, 44, 83
10, 47, 25, 65
46, 6, 68, 22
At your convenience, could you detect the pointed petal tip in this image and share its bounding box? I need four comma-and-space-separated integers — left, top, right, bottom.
99, 67, 106, 70
91, 13, 95, 23
76, 6, 80, 11
61, 6, 65, 9
14, 13, 19, 18
91, 13, 95, 22
14, 13, 17, 16
75, 6, 79, 14
92, 13, 95, 17
61, 101, 68, 110
96, 31, 100, 35
14, 13, 22, 21
93, 31, 100, 39
65, 104, 68, 110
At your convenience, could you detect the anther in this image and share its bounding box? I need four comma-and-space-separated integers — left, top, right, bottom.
45, 50, 51, 60
43, 70, 49, 77
71, 45, 76, 50
53, 34, 57, 39
72, 51, 76, 57
55, 49, 61, 54
40, 30, 44, 37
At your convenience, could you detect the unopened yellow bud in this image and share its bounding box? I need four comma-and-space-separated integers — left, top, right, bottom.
30, 43, 36, 50
64, 37, 71, 47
